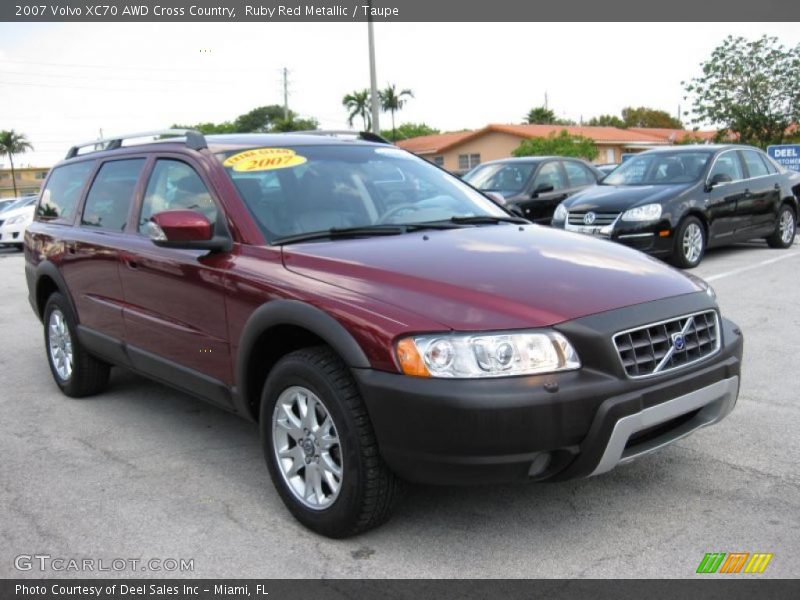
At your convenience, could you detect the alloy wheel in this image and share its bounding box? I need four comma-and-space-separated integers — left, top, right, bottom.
48, 308, 73, 381
780, 209, 795, 245
682, 222, 703, 264
272, 386, 343, 510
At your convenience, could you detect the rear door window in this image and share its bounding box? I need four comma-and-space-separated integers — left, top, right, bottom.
82, 159, 145, 231
139, 160, 218, 234
37, 161, 95, 221
740, 150, 770, 179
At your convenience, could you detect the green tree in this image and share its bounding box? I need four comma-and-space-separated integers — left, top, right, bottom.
271, 116, 320, 132
173, 105, 318, 135
587, 114, 626, 127
620, 106, 683, 129
379, 84, 414, 141
342, 89, 372, 130
524, 106, 575, 126
380, 122, 440, 141
683, 35, 800, 147
512, 130, 598, 161
0, 130, 34, 198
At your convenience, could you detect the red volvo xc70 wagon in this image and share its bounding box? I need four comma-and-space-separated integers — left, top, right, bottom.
25, 130, 743, 537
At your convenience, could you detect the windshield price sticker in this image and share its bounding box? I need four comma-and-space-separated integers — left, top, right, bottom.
223, 148, 307, 172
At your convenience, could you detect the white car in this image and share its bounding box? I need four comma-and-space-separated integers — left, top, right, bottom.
0, 196, 37, 250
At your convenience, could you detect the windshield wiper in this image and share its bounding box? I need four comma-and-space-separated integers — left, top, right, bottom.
448, 215, 529, 225
272, 222, 462, 245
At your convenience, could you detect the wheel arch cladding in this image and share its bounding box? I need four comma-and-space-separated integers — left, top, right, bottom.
236, 300, 371, 422
35, 262, 77, 320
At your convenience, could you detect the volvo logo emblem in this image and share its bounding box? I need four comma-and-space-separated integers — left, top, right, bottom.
583, 212, 596, 225
671, 333, 686, 352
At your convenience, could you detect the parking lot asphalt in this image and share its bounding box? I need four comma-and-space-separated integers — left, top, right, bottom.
1, 238, 799, 579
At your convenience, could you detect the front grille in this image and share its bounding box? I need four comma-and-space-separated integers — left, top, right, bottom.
567, 211, 619, 226
613, 310, 720, 378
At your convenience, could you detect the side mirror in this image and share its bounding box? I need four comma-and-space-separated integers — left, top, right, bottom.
148, 210, 230, 252
532, 183, 555, 197
506, 203, 525, 219
706, 172, 732, 190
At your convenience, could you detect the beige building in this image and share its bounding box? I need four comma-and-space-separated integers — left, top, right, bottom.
397, 124, 717, 173
0, 165, 49, 199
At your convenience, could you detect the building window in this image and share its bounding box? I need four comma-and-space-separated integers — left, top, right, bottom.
458, 153, 480, 170
35, 171, 47, 180
431, 156, 444, 167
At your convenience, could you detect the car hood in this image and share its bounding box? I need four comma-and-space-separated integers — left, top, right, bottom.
564, 183, 693, 212
282, 225, 701, 331
0, 205, 34, 221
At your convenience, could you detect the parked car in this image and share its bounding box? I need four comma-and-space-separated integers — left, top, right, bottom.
462, 156, 603, 223
551, 145, 800, 268
0, 195, 37, 249
26, 130, 743, 537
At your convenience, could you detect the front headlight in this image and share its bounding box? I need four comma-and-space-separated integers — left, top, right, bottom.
621, 203, 662, 222
553, 203, 568, 222
6, 214, 28, 225
395, 331, 580, 378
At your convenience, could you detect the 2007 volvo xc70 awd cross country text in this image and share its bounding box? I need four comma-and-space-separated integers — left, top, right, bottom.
24, 130, 743, 537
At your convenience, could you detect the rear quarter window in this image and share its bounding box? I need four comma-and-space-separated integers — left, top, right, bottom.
37, 161, 95, 221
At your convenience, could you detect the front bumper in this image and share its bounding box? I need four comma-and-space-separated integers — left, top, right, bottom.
355, 294, 743, 485
0, 225, 25, 245
556, 217, 675, 257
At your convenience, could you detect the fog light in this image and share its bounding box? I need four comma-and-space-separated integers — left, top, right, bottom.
528, 452, 552, 477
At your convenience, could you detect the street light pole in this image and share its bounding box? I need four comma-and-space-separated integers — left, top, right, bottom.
367, 2, 380, 135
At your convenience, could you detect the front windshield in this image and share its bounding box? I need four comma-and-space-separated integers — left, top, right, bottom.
462, 162, 536, 195
603, 151, 713, 186
218, 145, 507, 242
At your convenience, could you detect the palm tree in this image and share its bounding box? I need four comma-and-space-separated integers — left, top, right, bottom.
379, 84, 414, 141
0, 130, 34, 198
342, 89, 372, 131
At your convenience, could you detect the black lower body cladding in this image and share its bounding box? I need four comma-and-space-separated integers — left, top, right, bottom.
354, 292, 743, 485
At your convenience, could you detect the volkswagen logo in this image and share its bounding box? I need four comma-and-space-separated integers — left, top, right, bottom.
583, 212, 596, 225
671, 333, 686, 352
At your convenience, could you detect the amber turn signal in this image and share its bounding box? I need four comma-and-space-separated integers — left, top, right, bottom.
396, 338, 430, 377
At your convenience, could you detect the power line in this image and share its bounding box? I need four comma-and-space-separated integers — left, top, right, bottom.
0, 69, 242, 85
0, 57, 266, 74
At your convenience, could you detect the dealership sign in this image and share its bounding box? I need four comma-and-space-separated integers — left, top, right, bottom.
767, 145, 800, 172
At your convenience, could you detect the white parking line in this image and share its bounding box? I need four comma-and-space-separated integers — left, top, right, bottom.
705, 251, 800, 282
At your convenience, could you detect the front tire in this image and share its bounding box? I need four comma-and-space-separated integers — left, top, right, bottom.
766, 204, 796, 249
260, 346, 400, 538
671, 216, 706, 269
43, 293, 110, 397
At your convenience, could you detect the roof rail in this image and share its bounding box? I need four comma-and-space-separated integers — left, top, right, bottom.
65, 129, 207, 159
291, 130, 392, 145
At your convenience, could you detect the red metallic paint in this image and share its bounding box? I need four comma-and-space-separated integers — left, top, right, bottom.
151, 210, 213, 242
25, 138, 705, 387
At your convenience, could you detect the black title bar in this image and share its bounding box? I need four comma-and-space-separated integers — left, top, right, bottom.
3, 0, 800, 22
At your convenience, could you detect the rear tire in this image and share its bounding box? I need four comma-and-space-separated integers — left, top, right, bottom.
671, 216, 706, 269
260, 346, 400, 538
43, 293, 110, 397
766, 204, 796, 249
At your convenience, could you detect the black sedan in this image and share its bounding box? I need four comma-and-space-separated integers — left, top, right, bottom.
550, 145, 800, 268
462, 156, 603, 224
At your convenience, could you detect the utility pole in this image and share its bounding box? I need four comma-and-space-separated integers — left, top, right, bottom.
544, 91, 548, 110
282, 67, 289, 121
367, 1, 380, 134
